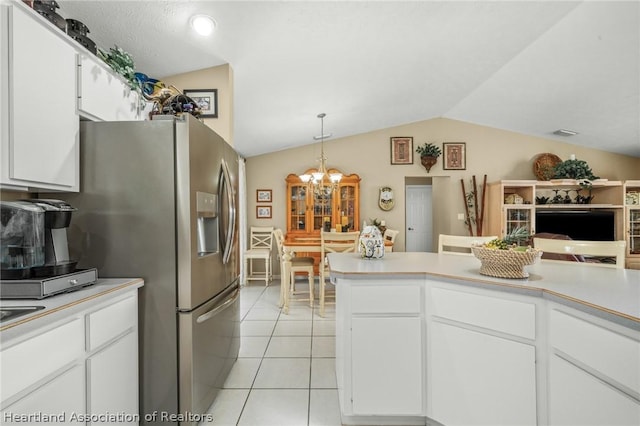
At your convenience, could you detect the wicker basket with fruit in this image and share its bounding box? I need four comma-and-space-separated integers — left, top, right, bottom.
471, 227, 542, 279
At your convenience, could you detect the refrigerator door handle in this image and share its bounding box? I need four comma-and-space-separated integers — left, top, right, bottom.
196, 288, 239, 324
220, 158, 236, 264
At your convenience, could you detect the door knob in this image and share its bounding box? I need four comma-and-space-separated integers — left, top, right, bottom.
408, 227, 414, 230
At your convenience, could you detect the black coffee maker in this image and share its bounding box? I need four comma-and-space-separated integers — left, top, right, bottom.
24, 199, 78, 277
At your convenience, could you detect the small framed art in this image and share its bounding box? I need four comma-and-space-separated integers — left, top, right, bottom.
390, 137, 413, 165
256, 206, 272, 219
443, 142, 466, 170
184, 89, 218, 118
256, 189, 272, 203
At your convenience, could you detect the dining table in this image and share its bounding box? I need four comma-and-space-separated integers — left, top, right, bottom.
280, 234, 393, 313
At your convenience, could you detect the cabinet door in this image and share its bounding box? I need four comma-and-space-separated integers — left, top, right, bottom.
337, 182, 358, 231
287, 183, 308, 233
311, 191, 332, 232
2, 364, 84, 426
503, 206, 534, 239
86, 331, 139, 425
549, 355, 640, 426
628, 208, 640, 256
351, 317, 423, 415
5, 5, 79, 190
78, 54, 141, 121
430, 321, 537, 426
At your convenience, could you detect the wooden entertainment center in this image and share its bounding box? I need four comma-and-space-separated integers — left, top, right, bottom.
487, 180, 640, 269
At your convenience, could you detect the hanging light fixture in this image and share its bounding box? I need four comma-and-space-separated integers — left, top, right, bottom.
299, 113, 342, 195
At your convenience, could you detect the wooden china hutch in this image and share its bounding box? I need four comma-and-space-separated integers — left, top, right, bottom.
285, 168, 361, 236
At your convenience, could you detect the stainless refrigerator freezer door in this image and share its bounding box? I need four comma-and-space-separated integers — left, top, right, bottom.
178, 282, 240, 422
175, 117, 229, 311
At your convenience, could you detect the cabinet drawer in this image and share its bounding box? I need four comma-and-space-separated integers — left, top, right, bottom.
550, 308, 640, 394
430, 287, 536, 339
1, 318, 83, 402
351, 284, 421, 314
86, 295, 137, 351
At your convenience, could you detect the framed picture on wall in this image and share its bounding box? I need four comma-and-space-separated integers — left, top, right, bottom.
256, 189, 272, 203
390, 137, 413, 165
184, 89, 218, 118
443, 142, 466, 170
256, 206, 272, 219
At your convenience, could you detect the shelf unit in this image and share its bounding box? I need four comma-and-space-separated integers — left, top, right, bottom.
624, 180, 640, 269
487, 180, 626, 248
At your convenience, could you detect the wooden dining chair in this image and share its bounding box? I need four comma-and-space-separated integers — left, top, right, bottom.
533, 238, 626, 269
320, 231, 360, 317
243, 226, 274, 285
438, 234, 498, 255
273, 228, 315, 307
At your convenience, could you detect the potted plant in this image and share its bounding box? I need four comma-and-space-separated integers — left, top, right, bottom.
416, 142, 442, 172
552, 158, 599, 181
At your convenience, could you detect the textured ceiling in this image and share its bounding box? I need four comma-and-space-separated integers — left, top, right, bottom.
57, 1, 639, 158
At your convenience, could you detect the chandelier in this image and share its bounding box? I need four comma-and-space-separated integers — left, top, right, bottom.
299, 113, 342, 196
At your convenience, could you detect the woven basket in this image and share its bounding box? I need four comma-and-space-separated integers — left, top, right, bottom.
471, 246, 543, 279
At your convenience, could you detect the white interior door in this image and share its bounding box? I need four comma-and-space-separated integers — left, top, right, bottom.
406, 185, 433, 252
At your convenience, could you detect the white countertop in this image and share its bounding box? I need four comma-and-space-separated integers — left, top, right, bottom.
328, 252, 640, 329
0, 278, 144, 341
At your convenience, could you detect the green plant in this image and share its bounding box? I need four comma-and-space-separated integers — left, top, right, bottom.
485, 226, 530, 250
552, 159, 599, 180
416, 142, 442, 158
97, 45, 140, 92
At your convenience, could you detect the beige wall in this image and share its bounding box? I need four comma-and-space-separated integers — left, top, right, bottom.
162, 64, 234, 146
246, 117, 640, 251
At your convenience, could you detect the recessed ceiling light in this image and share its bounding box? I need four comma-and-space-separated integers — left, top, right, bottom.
190, 14, 216, 36
553, 129, 579, 137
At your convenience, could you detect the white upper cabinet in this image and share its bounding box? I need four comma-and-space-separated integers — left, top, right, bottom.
78, 53, 142, 122
0, 4, 79, 192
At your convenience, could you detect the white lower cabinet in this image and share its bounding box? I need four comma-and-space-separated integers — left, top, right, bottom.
428, 284, 538, 426
430, 321, 537, 426
549, 354, 640, 425
337, 281, 425, 421
87, 331, 138, 425
2, 364, 85, 425
351, 317, 423, 415
0, 291, 139, 423
548, 306, 640, 426
334, 275, 640, 425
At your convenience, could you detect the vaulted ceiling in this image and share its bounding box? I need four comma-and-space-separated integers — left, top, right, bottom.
58, 1, 639, 158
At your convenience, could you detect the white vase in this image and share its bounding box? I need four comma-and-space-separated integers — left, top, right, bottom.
359, 226, 385, 259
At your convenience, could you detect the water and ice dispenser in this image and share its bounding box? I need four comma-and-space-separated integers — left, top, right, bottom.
196, 192, 219, 256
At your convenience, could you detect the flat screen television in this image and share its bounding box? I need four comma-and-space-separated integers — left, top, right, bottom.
535, 210, 615, 241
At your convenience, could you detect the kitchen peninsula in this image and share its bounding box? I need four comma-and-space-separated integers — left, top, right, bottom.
328, 252, 640, 426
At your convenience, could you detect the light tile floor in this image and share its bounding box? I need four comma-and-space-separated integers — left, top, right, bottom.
201, 280, 342, 426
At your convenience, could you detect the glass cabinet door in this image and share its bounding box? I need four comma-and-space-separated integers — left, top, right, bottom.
289, 184, 307, 231
629, 208, 640, 255
312, 191, 332, 232
505, 207, 533, 243
339, 184, 357, 231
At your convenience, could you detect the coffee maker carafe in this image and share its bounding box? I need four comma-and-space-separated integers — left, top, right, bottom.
24, 199, 78, 277
0, 201, 46, 279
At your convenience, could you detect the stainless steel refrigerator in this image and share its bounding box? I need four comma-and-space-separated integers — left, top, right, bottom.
63, 115, 240, 425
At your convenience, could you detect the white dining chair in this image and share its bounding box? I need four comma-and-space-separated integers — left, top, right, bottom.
243, 226, 274, 285
438, 234, 498, 255
320, 231, 360, 317
273, 228, 315, 307
533, 238, 626, 269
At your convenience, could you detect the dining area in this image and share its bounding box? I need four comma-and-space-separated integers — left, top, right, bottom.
242, 226, 396, 316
